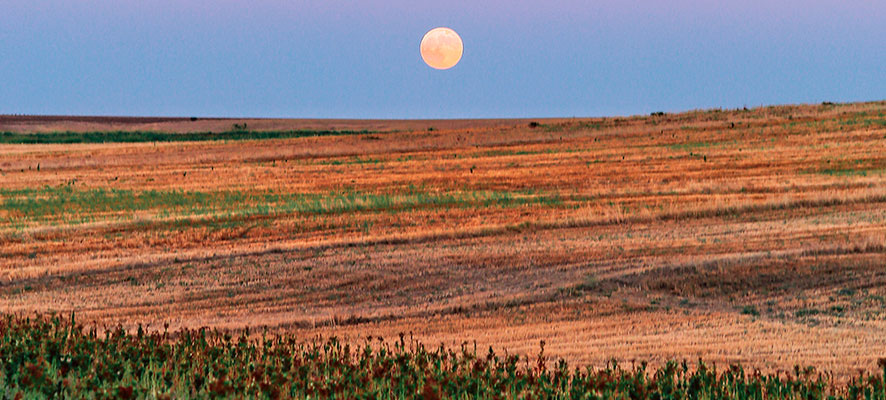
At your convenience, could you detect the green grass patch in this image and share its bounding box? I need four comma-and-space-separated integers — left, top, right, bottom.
740, 306, 760, 316
667, 141, 717, 151
473, 147, 593, 159
476, 149, 549, 157
314, 156, 385, 166
794, 308, 821, 318
815, 168, 885, 177
837, 117, 886, 128
1, 186, 562, 227
537, 121, 605, 133
0, 129, 376, 144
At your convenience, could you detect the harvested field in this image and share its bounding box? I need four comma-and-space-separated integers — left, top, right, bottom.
1, 101, 885, 378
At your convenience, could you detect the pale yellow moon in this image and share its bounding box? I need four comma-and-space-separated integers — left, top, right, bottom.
420, 27, 463, 70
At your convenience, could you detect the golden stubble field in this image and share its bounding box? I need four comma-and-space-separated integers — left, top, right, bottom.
1, 102, 885, 377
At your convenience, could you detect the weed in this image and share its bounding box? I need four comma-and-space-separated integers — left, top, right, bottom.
741, 306, 760, 316
795, 308, 821, 318
2, 314, 883, 398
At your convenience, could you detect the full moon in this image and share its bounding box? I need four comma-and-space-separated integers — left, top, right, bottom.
420, 27, 463, 70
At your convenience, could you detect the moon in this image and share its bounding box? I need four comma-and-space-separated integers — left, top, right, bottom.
420, 27, 463, 70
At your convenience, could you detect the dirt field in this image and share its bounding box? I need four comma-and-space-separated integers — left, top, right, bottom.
1, 102, 885, 377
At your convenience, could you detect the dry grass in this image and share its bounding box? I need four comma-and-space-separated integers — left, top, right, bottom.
1, 101, 885, 378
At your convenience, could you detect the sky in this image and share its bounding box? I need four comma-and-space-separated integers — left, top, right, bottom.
1, 0, 883, 119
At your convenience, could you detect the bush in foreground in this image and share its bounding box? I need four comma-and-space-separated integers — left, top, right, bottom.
2, 314, 885, 399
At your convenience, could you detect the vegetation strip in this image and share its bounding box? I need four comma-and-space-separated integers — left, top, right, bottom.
0, 186, 561, 226
0, 129, 375, 144
2, 315, 884, 399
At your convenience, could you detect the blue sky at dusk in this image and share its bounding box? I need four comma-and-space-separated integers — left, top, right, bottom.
1, 0, 883, 118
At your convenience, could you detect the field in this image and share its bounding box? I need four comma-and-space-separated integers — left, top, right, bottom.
2, 102, 885, 383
